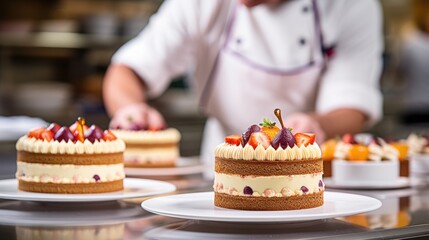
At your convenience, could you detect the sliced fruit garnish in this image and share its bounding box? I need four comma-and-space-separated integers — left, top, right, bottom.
28, 127, 45, 139
225, 134, 242, 146
248, 132, 270, 149
259, 118, 280, 141
271, 108, 296, 149
75, 117, 86, 143
348, 144, 369, 161
342, 133, 357, 144
241, 124, 260, 146
40, 129, 54, 141
46, 123, 61, 134
69, 121, 89, 133
391, 143, 408, 161
294, 133, 316, 147
54, 127, 75, 142
84, 125, 104, 143
102, 130, 117, 141
321, 139, 337, 161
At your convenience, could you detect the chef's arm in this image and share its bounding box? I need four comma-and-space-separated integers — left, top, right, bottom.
315, 0, 383, 138
313, 109, 366, 139
103, 64, 147, 117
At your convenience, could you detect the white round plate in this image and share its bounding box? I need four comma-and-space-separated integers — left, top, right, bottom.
141, 191, 381, 223
0, 201, 151, 226
125, 157, 204, 177
0, 178, 176, 202
324, 177, 410, 190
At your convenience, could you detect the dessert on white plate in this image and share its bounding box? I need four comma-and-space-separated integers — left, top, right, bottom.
331, 134, 402, 186
406, 133, 429, 174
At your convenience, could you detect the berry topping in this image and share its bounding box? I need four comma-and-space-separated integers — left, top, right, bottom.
40, 129, 54, 142
294, 133, 316, 147
271, 108, 296, 149
259, 118, 280, 141
225, 134, 242, 146
301, 186, 309, 194
342, 134, 357, 144
371, 136, 383, 146
319, 180, 324, 188
93, 174, 100, 182
54, 127, 75, 142
243, 186, 253, 195
69, 121, 89, 133
28, 127, 45, 139
84, 125, 104, 143
248, 132, 271, 149
241, 124, 260, 146
102, 130, 117, 141
46, 123, 61, 134
130, 123, 146, 131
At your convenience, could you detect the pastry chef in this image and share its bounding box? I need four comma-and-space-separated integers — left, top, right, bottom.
103, 0, 383, 178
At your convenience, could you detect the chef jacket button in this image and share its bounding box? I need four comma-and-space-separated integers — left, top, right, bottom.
236, 38, 242, 45
299, 38, 306, 46
302, 6, 310, 13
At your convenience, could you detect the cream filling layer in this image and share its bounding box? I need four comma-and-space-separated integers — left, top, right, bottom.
124, 148, 179, 164
16, 137, 125, 154
214, 172, 324, 197
112, 128, 181, 144
214, 143, 321, 161
16, 162, 125, 184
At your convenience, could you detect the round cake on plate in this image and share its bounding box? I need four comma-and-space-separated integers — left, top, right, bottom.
406, 133, 429, 174
213, 109, 324, 211
15, 118, 125, 193
331, 134, 400, 184
111, 128, 181, 168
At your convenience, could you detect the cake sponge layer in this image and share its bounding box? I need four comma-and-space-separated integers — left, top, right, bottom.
214, 191, 323, 210
18, 179, 124, 193
215, 157, 323, 176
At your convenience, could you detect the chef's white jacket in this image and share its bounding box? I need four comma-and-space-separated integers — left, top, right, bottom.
112, 0, 383, 125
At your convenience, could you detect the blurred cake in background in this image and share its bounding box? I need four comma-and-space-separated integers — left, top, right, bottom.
406, 133, 429, 174
111, 126, 181, 168
15, 118, 125, 193
321, 138, 337, 177
16, 223, 124, 240
328, 134, 404, 184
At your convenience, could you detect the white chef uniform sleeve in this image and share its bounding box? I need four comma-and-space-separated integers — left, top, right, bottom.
316, 0, 383, 126
111, 0, 198, 98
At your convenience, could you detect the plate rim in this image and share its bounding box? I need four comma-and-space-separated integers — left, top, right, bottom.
141, 191, 382, 223
324, 177, 410, 190
0, 178, 176, 202
125, 157, 205, 176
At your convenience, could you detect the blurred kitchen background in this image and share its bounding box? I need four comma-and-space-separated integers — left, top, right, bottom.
0, 0, 428, 156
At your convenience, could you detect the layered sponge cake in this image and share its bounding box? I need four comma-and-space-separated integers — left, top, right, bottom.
16, 118, 125, 193
214, 109, 324, 211
111, 129, 181, 168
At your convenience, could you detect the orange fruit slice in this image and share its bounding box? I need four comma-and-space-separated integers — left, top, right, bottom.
391, 143, 408, 161
348, 144, 369, 161
321, 139, 337, 161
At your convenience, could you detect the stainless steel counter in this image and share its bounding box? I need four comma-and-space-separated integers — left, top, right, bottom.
1, 150, 429, 239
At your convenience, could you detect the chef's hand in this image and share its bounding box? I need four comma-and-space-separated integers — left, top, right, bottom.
109, 103, 166, 130
283, 113, 326, 143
